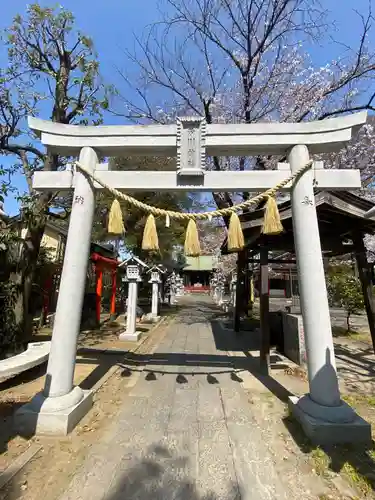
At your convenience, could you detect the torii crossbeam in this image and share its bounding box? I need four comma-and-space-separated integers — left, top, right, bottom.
14, 112, 371, 446
30, 114, 364, 192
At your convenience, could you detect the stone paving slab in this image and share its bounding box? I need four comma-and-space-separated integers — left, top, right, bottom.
59, 297, 297, 500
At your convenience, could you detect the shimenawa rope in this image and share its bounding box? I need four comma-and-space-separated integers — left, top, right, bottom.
74, 160, 313, 220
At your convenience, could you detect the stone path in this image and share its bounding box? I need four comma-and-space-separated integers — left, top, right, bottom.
59, 298, 299, 500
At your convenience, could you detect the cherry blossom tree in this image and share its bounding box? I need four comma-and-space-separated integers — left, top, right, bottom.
197, 219, 237, 272
197, 220, 224, 254
318, 116, 375, 184
116, 0, 375, 210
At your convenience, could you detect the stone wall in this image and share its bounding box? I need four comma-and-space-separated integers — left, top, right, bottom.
282, 312, 306, 366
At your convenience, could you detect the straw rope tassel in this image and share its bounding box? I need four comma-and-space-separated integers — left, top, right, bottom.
184, 219, 201, 257
108, 199, 125, 235
227, 212, 245, 252
262, 196, 283, 235
142, 214, 159, 251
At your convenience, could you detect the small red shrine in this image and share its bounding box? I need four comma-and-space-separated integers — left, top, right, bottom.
91, 251, 119, 323
42, 242, 120, 325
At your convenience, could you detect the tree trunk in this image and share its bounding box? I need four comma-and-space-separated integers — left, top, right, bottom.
13, 279, 28, 348
9, 241, 42, 348
13, 150, 58, 349
0, 281, 21, 359
9, 196, 49, 351
346, 311, 351, 332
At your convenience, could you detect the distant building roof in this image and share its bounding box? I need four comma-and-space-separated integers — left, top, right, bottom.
221, 190, 375, 256
90, 242, 117, 260
183, 255, 218, 272
2, 211, 117, 259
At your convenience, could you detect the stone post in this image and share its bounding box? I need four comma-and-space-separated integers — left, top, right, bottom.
168, 272, 176, 305
217, 284, 224, 307
212, 282, 218, 302
175, 275, 184, 296
149, 270, 161, 318
170, 283, 176, 305
152, 282, 159, 316
127, 281, 136, 332
231, 274, 237, 308
288, 145, 369, 443
14, 147, 97, 435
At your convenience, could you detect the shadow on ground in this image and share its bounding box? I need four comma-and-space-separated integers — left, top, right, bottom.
284, 412, 375, 496
0, 363, 47, 455
118, 301, 292, 402
105, 444, 241, 500
77, 322, 126, 347
335, 343, 375, 375
0, 349, 123, 459
170, 298, 375, 496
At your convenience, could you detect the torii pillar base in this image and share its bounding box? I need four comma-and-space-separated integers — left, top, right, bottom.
14, 386, 93, 436
288, 395, 371, 446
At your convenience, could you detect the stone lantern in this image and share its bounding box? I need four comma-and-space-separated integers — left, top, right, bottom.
211, 277, 218, 301
211, 269, 225, 307
217, 281, 224, 307
175, 274, 184, 297
118, 256, 148, 341
167, 272, 177, 305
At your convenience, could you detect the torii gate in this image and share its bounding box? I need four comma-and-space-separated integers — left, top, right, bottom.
15, 113, 371, 444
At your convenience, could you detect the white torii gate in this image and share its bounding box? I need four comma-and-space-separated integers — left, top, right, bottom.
15, 113, 371, 444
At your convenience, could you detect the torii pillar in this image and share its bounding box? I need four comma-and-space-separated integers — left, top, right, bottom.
18, 112, 371, 442
15, 147, 96, 435
287, 146, 370, 444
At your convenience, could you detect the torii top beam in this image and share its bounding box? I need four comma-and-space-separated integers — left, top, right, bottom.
29, 112, 367, 157
30, 113, 367, 193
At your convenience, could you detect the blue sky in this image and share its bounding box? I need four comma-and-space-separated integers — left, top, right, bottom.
1, 0, 374, 214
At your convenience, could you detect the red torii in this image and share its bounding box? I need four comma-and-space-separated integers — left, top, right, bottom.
91, 252, 119, 323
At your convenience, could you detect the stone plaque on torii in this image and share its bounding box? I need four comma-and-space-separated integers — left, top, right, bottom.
14, 112, 371, 445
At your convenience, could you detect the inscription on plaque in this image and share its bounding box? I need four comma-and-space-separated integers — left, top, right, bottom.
187, 128, 196, 168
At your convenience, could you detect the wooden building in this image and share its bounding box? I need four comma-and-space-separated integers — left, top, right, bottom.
182, 255, 219, 292
222, 190, 375, 368
251, 261, 299, 298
